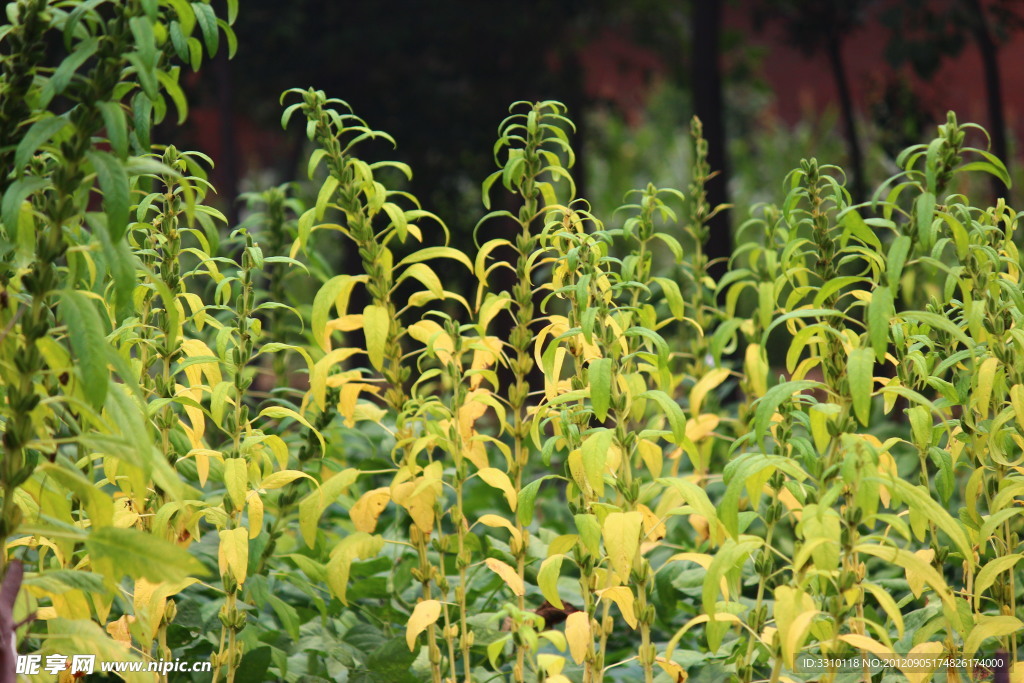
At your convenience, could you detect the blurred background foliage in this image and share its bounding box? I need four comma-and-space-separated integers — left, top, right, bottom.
173, 0, 1024, 264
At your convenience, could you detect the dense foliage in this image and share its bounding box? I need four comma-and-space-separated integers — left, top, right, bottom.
1, 3, 1022, 682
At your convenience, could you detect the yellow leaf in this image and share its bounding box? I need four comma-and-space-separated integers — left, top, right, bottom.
350, 487, 391, 533
218, 528, 249, 585
310, 348, 361, 410
223, 458, 248, 510
477, 467, 517, 512
180, 338, 222, 387
975, 356, 999, 416
407, 319, 454, 364
838, 633, 890, 657
690, 368, 730, 415
246, 491, 263, 540
907, 548, 934, 598
406, 599, 442, 651
638, 504, 666, 543
685, 414, 719, 442
744, 343, 768, 397
773, 586, 818, 669
476, 514, 522, 553
655, 656, 688, 682
392, 479, 438, 534
259, 470, 315, 490
596, 586, 637, 629
133, 577, 196, 641
105, 615, 134, 648
1011, 384, 1024, 431
485, 557, 525, 596
602, 511, 642, 581
565, 611, 591, 664
898, 641, 944, 683
637, 439, 663, 478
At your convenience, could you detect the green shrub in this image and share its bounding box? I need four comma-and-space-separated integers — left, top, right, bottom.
1, 4, 1022, 683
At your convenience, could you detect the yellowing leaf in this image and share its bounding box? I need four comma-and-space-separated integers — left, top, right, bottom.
327, 532, 385, 604
259, 470, 315, 490
637, 439, 663, 478
363, 304, 390, 370
602, 511, 641, 581
975, 356, 999, 416
477, 468, 517, 511
405, 599, 442, 651
222, 458, 248, 510
964, 615, 1023, 655
538, 555, 565, 608
596, 586, 637, 629
407, 319, 454, 364
655, 657, 688, 682
259, 406, 325, 455
350, 487, 391, 533
218, 527, 249, 585
744, 343, 768, 397
837, 633, 891, 657
485, 557, 524, 596
105, 615, 134, 648
638, 504, 666, 543
392, 479, 438, 534
773, 586, 817, 669
246, 491, 263, 539
899, 642, 944, 683
565, 611, 591, 664
975, 554, 1023, 606
690, 368, 730, 415
476, 514, 522, 553
685, 414, 719, 442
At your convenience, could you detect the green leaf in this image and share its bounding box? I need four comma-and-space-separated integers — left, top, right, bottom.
964, 615, 1022, 656
588, 358, 612, 422
848, 347, 873, 426
396, 246, 473, 272
155, 68, 189, 124
537, 555, 565, 609
86, 527, 206, 582
886, 235, 911, 293
652, 276, 685, 319
363, 304, 390, 371
97, 102, 128, 159
59, 291, 109, 409
974, 555, 1022, 602
50, 37, 99, 96
868, 287, 893, 362
518, 475, 556, 527
1, 176, 47, 240
581, 428, 613, 497
574, 514, 602, 558
191, 1, 219, 55
915, 191, 936, 248
880, 479, 973, 567
752, 380, 820, 451
15, 115, 69, 171
637, 390, 686, 445
85, 150, 130, 241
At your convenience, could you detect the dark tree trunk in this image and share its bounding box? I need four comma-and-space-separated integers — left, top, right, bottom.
823, 36, 866, 202
692, 0, 730, 280
963, 0, 1009, 199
